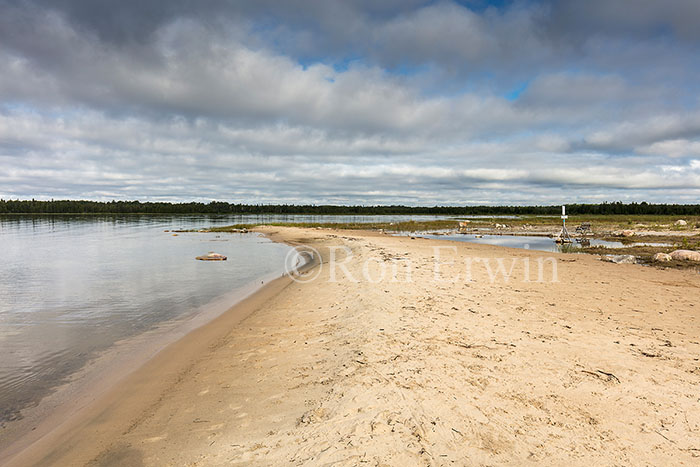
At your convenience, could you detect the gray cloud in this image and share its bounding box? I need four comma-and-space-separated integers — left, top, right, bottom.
0, 0, 699, 204
544, 0, 700, 43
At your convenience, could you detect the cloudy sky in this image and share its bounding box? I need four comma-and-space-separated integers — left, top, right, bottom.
1, 0, 699, 205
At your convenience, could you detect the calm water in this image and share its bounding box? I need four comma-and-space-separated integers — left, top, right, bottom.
415, 233, 631, 252
0, 215, 303, 423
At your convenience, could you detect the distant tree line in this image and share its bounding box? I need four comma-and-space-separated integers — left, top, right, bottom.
0, 199, 698, 215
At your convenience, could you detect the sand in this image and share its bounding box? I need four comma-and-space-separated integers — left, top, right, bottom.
3, 226, 700, 466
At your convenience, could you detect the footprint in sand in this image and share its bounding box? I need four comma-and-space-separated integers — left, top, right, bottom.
143, 435, 167, 443
267, 393, 286, 401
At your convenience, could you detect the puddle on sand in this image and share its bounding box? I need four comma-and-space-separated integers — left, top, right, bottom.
409, 233, 670, 253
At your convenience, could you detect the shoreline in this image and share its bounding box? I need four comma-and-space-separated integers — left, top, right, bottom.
0, 247, 313, 466
4, 226, 700, 465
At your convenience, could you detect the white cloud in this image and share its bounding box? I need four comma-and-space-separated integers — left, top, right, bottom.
585, 114, 700, 152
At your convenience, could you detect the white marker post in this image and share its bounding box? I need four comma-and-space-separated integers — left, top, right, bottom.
557, 205, 571, 243
560, 205, 571, 243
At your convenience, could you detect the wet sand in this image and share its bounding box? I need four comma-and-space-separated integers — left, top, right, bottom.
4, 226, 700, 465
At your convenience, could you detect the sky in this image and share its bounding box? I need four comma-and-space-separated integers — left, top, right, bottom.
1, 0, 699, 205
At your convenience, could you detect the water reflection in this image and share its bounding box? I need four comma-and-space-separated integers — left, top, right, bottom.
415, 233, 638, 253
0, 215, 294, 422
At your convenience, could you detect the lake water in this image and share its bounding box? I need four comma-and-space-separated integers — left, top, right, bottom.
0, 215, 299, 424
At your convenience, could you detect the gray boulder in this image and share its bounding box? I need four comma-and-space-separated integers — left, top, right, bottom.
601, 255, 637, 264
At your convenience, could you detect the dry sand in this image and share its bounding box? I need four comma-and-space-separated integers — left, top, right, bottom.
4, 226, 700, 466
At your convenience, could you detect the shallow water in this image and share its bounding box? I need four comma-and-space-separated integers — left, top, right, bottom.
415, 233, 640, 253
0, 215, 301, 422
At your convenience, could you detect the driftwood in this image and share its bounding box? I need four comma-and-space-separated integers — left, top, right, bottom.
581, 369, 620, 384
451, 341, 494, 350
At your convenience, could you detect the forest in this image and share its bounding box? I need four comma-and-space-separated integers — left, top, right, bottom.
1, 199, 699, 215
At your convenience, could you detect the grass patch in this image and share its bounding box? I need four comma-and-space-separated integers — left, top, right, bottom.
208, 220, 462, 232
486, 214, 700, 230
202, 216, 700, 236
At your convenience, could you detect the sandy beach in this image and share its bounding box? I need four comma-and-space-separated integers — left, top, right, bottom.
4, 226, 700, 466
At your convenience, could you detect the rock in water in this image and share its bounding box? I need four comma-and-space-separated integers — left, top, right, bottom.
196, 252, 227, 261
669, 250, 700, 262
674, 219, 688, 226
652, 252, 672, 262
